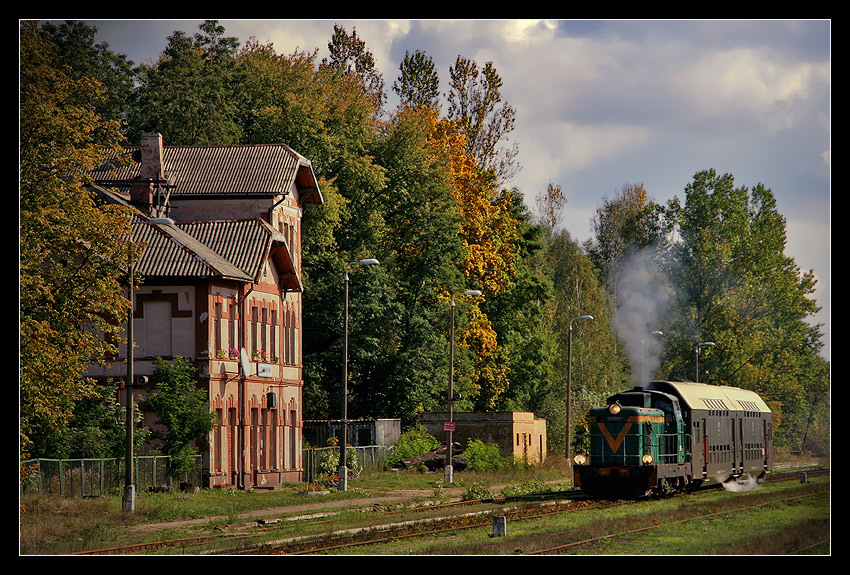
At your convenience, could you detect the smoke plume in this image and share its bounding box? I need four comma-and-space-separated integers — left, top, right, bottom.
612, 249, 673, 388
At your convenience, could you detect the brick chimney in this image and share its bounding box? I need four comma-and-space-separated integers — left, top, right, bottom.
130, 133, 165, 215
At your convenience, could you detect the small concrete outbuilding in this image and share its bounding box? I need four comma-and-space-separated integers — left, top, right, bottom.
418, 412, 547, 464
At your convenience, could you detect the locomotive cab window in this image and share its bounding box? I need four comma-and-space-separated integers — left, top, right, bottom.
650, 396, 681, 426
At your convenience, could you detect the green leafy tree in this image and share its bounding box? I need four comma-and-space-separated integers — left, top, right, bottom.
585, 183, 668, 298
29, 380, 150, 459
129, 20, 242, 145
37, 20, 137, 128
539, 228, 631, 455
657, 169, 826, 448
145, 357, 216, 479
447, 56, 520, 184
352, 106, 465, 424
393, 50, 440, 110
320, 24, 385, 109
487, 191, 556, 413
20, 21, 134, 457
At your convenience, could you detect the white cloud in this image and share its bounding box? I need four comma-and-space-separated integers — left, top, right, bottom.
675, 48, 827, 133
521, 121, 649, 174
500, 20, 559, 45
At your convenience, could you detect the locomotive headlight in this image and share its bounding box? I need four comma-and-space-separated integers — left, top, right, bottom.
641, 453, 653, 465
608, 403, 621, 415
573, 454, 587, 466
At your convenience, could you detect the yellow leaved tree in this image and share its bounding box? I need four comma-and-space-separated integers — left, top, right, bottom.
428, 113, 520, 409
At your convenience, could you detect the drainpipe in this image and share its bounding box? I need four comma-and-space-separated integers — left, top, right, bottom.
237, 282, 255, 489
267, 194, 289, 225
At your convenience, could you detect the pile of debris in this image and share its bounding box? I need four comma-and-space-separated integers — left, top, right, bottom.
398, 442, 467, 472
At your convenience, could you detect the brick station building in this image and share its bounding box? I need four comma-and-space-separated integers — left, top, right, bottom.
86, 133, 322, 488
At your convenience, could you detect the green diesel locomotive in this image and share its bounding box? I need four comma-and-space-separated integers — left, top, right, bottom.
573, 380, 772, 498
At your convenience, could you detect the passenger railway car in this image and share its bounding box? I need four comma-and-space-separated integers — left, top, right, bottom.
573, 380, 772, 498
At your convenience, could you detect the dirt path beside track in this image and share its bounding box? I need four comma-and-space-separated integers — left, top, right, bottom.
128, 487, 469, 533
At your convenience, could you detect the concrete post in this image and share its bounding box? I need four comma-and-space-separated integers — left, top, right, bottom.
492, 515, 506, 537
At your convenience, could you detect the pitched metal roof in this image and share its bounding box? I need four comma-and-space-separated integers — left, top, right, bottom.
177, 219, 303, 292
131, 217, 253, 282
92, 143, 323, 204
127, 216, 302, 291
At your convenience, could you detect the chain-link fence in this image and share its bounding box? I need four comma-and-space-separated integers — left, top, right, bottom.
301, 445, 389, 483
21, 446, 389, 496
20, 456, 202, 497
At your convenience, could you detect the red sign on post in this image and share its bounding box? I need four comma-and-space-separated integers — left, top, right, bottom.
443, 422, 455, 432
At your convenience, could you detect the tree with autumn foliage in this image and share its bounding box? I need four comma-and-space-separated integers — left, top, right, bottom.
20, 22, 136, 457
585, 182, 668, 298
427, 115, 520, 410
447, 56, 520, 185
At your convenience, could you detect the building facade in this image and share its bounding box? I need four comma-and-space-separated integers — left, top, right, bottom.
87, 133, 322, 488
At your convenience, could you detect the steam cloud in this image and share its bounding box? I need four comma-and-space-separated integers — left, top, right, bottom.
612, 249, 673, 388
719, 474, 761, 492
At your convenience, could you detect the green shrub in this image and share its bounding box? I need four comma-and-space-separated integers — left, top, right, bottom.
318, 448, 362, 478
387, 426, 440, 468
500, 479, 547, 497
170, 445, 202, 480
463, 481, 493, 501
463, 439, 506, 472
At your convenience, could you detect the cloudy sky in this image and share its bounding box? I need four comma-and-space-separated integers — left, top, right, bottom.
88, 19, 831, 359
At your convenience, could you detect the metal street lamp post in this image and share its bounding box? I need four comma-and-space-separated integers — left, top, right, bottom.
566, 315, 593, 464
695, 341, 715, 383
445, 290, 482, 484
339, 258, 380, 491
123, 217, 173, 510
123, 242, 136, 512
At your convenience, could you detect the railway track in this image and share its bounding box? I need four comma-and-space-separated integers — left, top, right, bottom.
527, 485, 830, 554
263, 466, 830, 556
74, 465, 828, 555
73, 489, 592, 555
